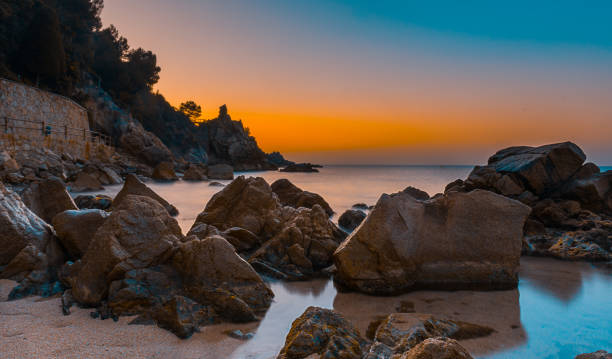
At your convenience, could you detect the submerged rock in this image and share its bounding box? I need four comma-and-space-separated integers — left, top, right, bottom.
575, 351, 612, 359
183, 164, 208, 181
280, 163, 320, 173
334, 189, 531, 294
113, 174, 179, 216
338, 209, 367, 232
271, 178, 334, 216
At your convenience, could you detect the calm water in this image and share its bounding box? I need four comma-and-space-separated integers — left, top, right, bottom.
78, 165, 612, 359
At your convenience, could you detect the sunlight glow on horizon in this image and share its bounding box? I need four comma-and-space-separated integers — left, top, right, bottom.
102, 0, 612, 165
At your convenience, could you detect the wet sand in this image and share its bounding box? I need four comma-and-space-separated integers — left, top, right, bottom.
1, 257, 610, 359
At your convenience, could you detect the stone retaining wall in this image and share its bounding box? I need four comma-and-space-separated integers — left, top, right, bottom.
0, 78, 111, 159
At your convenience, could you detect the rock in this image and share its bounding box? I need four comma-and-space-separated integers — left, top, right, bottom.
576, 351, 612, 359
74, 194, 113, 210
151, 295, 207, 339
400, 337, 473, 359
402, 186, 430, 201
0, 182, 55, 270
266, 152, 294, 167
81, 165, 123, 185
334, 189, 531, 294
113, 174, 179, 216
118, 120, 174, 166
209, 181, 225, 187
183, 164, 208, 181
207, 164, 234, 180
226, 329, 254, 340
548, 230, 612, 261
352, 203, 370, 210
21, 178, 78, 223
271, 178, 334, 216
280, 163, 320, 173
152, 162, 178, 181
69, 171, 104, 192
4, 172, 25, 184
486, 142, 586, 195
172, 235, 274, 321
192, 176, 345, 279
561, 171, 612, 213
72, 195, 183, 306
277, 306, 369, 359
52, 209, 110, 259
0, 151, 19, 172
338, 209, 367, 231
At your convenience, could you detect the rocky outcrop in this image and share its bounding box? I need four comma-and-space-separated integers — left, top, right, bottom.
72, 195, 183, 306
277, 306, 369, 359
183, 164, 208, 181
334, 189, 531, 294
152, 162, 178, 181
191, 176, 346, 279
277, 308, 482, 359
21, 178, 78, 223
52, 209, 110, 259
271, 178, 334, 216
207, 164, 234, 180
339, 209, 366, 231
576, 351, 612, 359
267, 151, 294, 167
281, 163, 321, 173
446, 142, 612, 261
203, 105, 277, 171
113, 174, 178, 216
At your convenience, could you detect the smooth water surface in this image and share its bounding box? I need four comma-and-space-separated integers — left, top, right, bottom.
77, 165, 611, 358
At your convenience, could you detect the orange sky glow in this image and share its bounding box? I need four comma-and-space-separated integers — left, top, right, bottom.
102, 1, 612, 165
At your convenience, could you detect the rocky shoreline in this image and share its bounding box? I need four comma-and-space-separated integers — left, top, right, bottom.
0, 141, 610, 358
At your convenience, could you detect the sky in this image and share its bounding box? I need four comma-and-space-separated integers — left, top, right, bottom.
102, 0, 612, 165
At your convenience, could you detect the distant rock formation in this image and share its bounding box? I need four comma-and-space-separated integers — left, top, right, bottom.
280, 163, 322, 173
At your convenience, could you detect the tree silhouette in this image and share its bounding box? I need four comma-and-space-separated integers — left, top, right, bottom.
19, 4, 66, 86
179, 101, 203, 124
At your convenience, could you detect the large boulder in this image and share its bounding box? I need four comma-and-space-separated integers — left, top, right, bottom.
207, 164, 234, 180
277, 306, 369, 359
271, 178, 334, 216
113, 174, 178, 216
52, 209, 110, 259
0, 183, 55, 268
118, 120, 174, 166
152, 162, 178, 181
0, 151, 19, 172
69, 171, 104, 192
21, 178, 78, 223
470, 142, 586, 196
334, 189, 531, 294
72, 195, 183, 306
172, 235, 274, 321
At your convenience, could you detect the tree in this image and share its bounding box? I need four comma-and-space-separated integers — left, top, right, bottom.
19, 4, 66, 86
179, 101, 203, 124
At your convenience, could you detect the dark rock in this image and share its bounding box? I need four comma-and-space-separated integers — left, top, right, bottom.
280, 163, 320, 173
183, 164, 208, 181
151, 296, 208, 339
21, 178, 78, 223
152, 162, 178, 181
401, 337, 473, 359
266, 152, 294, 167
576, 350, 612, 359
338, 209, 367, 231
69, 171, 104, 192
402, 186, 430, 200
352, 203, 370, 210
207, 164, 234, 180
334, 189, 531, 294
52, 209, 110, 259
209, 181, 225, 187
74, 194, 112, 210
277, 306, 369, 359
113, 174, 179, 216
271, 178, 334, 216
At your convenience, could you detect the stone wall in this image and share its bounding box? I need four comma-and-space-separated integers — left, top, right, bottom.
0, 78, 111, 159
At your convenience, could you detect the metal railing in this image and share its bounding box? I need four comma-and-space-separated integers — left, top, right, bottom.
1, 116, 112, 147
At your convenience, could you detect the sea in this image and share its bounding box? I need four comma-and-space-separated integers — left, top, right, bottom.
81, 165, 612, 359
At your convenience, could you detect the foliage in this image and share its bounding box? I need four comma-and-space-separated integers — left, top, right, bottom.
179, 101, 203, 124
